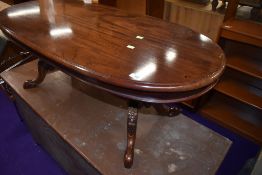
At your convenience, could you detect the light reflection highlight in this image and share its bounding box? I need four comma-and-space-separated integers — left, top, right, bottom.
136, 35, 144, 40
8, 7, 40, 17
75, 65, 86, 71
50, 27, 73, 38
127, 45, 135, 49
83, 0, 92, 4
129, 63, 156, 81
199, 34, 210, 42
166, 50, 177, 62
46, 0, 56, 24
224, 25, 232, 29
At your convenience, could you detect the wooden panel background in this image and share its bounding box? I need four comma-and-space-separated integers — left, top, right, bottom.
117, 0, 146, 15
164, 0, 225, 41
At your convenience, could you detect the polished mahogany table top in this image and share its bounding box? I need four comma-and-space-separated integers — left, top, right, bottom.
0, 0, 226, 168
0, 0, 225, 93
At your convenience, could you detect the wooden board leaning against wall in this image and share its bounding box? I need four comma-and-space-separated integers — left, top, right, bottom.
117, 0, 147, 15
164, 0, 225, 42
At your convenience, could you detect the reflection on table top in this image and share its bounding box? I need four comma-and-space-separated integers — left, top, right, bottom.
0, 0, 225, 92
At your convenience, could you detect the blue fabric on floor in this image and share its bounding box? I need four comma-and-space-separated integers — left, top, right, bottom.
0, 89, 260, 175
0, 90, 67, 175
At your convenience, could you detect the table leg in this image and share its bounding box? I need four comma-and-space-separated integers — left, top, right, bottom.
23, 60, 54, 89
168, 106, 181, 117
153, 104, 181, 117
123, 102, 180, 168
124, 104, 138, 168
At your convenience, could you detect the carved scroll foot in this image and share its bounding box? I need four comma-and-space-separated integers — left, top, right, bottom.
23, 60, 54, 89
168, 106, 181, 117
153, 104, 181, 117
124, 105, 138, 168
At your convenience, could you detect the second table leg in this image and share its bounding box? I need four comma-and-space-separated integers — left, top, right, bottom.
23, 60, 54, 89
124, 104, 138, 168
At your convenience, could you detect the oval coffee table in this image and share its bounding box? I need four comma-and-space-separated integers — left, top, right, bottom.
0, 0, 225, 168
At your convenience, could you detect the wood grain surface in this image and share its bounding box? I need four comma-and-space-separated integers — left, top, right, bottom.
164, 0, 225, 41
0, 0, 225, 92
